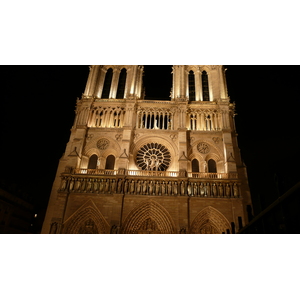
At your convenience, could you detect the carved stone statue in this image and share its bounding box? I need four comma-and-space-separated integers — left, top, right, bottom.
99, 179, 104, 193
193, 183, 198, 196
93, 179, 99, 193
180, 181, 185, 196
136, 180, 141, 194
212, 183, 217, 197
187, 182, 192, 196
199, 182, 205, 197
155, 181, 160, 195
167, 181, 172, 195
142, 180, 148, 195
161, 181, 166, 195
111, 179, 116, 193
225, 183, 231, 197
173, 181, 178, 195
233, 183, 239, 197
104, 179, 110, 193
218, 183, 224, 197
124, 180, 128, 194
130, 180, 135, 194
117, 179, 123, 193
60, 177, 67, 191
69, 178, 74, 192
75, 179, 81, 192
149, 180, 154, 195
86, 179, 92, 192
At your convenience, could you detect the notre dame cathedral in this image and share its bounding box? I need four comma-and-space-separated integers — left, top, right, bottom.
42, 65, 252, 234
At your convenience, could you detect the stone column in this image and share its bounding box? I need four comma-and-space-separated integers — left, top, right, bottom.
83, 65, 100, 97
95, 67, 106, 98
208, 71, 213, 101
195, 69, 202, 101
109, 68, 121, 99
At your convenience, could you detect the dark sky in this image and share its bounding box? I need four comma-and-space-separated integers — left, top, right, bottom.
1, 65, 299, 223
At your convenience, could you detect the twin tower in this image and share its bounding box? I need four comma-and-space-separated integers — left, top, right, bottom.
42, 65, 252, 234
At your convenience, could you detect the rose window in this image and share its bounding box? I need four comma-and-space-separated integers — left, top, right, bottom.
136, 143, 171, 171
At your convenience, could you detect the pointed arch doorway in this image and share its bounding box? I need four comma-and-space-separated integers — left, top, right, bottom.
190, 206, 231, 234
121, 200, 176, 234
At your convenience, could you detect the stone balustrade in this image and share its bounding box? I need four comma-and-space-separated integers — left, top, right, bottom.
73, 169, 238, 179
59, 175, 241, 198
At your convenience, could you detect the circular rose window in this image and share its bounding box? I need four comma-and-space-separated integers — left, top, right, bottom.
136, 143, 171, 171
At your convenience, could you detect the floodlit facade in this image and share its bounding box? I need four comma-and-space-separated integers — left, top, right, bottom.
42, 65, 252, 234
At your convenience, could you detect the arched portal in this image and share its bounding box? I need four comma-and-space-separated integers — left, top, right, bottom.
63, 204, 110, 234
121, 200, 176, 234
190, 206, 231, 234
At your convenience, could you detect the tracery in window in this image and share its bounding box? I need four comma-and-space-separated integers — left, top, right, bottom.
136, 143, 171, 171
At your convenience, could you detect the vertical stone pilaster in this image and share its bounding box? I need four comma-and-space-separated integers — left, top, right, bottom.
109, 68, 121, 99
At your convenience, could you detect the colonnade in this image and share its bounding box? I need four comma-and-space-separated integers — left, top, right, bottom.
187, 110, 223, 131
89, 107, 125, 128
136, 110, 174, 130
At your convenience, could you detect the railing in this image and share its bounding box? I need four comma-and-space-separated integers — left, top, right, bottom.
73, 169, 238, 179
188, 172, 238, 179
75, 169, 118, 175
127, 170, 179, 177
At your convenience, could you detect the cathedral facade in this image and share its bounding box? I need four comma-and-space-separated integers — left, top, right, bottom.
42, 65, 252, 234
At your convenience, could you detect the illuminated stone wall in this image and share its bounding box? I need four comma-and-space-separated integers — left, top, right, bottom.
42, 65, 252, 234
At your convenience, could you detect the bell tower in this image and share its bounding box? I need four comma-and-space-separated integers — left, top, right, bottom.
42, 65, 252, 234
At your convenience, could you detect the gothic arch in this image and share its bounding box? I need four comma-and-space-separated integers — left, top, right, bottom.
85, 148, 101, 159
205, 152, 222, 163
121, 200, 176, 234
186, 65, 199, 73
84, 135, 121, 158
191, 139, 223, 160
199, 66, 211, 74
63, 201, 110, 234
190, 206, 231, 234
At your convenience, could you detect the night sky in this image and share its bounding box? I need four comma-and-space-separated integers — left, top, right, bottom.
1, 65, 300, 227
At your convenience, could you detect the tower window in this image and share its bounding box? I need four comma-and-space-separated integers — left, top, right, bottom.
88, 154, 98, 169
208, 159, 217, 173
188, 70, 196, 101
192, 159, 199, 173
116, 68, 127, 99
105, 155, 115, 170
101, 68, 113, 99
202, 71, 210, 101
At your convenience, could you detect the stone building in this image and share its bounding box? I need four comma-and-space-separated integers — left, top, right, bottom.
42, 65, 252, 234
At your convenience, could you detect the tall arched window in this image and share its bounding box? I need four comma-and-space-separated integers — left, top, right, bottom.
202, 71, 210, 101
116, 68, 127, 99
105, 155, 115, 170
88, 154, 98, 169
192, 159, 199, 173
188, 70, 196, 101
208, 159, 217, 173
101, 68, 113, 99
